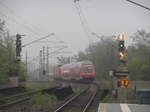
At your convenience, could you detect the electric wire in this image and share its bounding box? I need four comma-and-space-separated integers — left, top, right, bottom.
22, 33, 55, 47
75, 4, 89, 37
78, 2, 91, 33
126, 0, 150, 11
0, 1, 72, 53
0, 1, 47, 35
74, 0, 92, 43
0, 11, 40, 37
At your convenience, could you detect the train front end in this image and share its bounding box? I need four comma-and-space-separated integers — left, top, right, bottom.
80, 64, 96, 82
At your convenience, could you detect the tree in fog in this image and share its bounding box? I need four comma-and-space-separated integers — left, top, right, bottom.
0, 19, 26, 81
0, 19, 12, 80
57, 56, 71, 65
76, 30, 150, 81
127, 29, 150, 80
77, 37, 118, 80
131, 29, 150, 46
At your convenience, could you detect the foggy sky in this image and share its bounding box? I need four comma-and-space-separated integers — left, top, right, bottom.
0, 0, 150, 62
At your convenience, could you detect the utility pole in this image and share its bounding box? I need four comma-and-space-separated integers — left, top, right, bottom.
10, 34, 23, 86
42, 46, 46, 75
25, 50, 28, 81
39, 50, 42, 80
46, 47, 49, 75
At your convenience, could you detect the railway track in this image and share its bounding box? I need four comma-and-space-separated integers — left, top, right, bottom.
0, 86, 72, 109
0, 90, 40, 109
53, 84, 99, 112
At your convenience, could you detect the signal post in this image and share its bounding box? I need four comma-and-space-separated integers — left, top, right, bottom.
9, 34, 23, 86
111, 34, 129, 102
16, 34, 22, 61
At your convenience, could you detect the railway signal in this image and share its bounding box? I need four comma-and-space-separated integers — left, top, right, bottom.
111, 33, 129, 100
117, 77, 129, 88
16, 34, 22, 61
118, 34, 125, 58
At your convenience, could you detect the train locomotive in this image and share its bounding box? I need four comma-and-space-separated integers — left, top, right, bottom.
53, 60, 96, 83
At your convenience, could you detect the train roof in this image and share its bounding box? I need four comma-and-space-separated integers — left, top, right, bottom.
60, 60, 93, 68
76, 60, 93, 65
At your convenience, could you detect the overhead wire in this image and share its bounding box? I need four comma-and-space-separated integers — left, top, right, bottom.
27, 46, 68, 63
0, 11, 40, 37
126, 0, 150, 11
52, 34, 73, 54
0, 1, 48, 35
0, 1, 48, 37
0, 1, 73, 66
0, 1, 72, 48
74, 0, 93, 43
22, 33, 55, 47
78, 2, 91, 33
0, 1, 62, 56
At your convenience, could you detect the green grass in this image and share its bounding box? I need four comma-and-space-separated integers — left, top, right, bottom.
0, 94, 6, 101
25, 82, 52, 90
134, 81, 150, 89
28, 93, 57, 105
102, 94, 113, 103
73, 88, 82, 94
0, 74, 9, 80
126, 81, 150, 97
95, 80, 112, 90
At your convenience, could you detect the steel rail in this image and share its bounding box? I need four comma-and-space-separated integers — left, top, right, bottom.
82, 88, 98, 112
0, 86, 59, 109
0, 90, 41, 101
0, 86, 59, 102
0, 96, 31, 109
53, 84, 99, 112
54, 87, 89, 112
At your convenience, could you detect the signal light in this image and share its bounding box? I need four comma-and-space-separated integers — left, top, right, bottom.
118, 34, 124, 41
119, 41, 124, 49
118, 36, 125, 51
117, 77, 129, 87
119, 52, 124, 57
16, 34, 22, 61
118, 34, 125, 60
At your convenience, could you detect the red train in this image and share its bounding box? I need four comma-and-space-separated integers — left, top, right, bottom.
53, 61, 96, 82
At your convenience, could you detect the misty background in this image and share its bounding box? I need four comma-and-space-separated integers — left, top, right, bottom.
0, 0, 150, 81
0, 0, 149, 57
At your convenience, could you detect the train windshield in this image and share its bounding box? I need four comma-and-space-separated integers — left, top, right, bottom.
83, 66, 93, 73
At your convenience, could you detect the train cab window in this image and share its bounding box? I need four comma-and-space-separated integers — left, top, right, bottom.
83, 66, 93, 73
